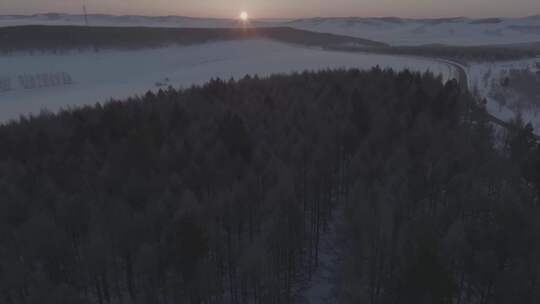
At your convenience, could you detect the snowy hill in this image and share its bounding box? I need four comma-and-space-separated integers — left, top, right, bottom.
0, 13, 270, 28
2, 13, 540, 47
284, 16, 540, 46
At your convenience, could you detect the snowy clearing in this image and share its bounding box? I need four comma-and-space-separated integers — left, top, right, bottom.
0, 39, 456, 122
296, 205, 344, 304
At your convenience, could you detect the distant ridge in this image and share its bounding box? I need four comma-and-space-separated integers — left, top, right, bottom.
2, 13, 540, 46
283, 15, 540, 46
0, 13, 264, 28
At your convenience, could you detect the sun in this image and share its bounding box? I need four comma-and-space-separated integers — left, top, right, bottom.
239, 11, 249, 22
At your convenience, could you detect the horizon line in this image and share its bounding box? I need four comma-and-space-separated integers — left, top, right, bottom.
2, 11, 540, 21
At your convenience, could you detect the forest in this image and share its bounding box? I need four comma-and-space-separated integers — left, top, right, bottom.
3, 25, 538, 62
1, 68, 540, 304
0, 26, 384, 55
336, 44, 540, 61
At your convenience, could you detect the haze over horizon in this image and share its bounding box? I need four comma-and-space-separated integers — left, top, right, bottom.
2, 0, 540, 19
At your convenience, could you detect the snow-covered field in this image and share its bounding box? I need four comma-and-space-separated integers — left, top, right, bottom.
3, 13, 540, 47
468, 58, 540, 131
0, 39, 456, 122
285, 16, 540, 46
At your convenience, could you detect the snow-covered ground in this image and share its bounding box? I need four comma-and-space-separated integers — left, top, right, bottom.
468, 58, 540, 131
285, 16, 540, 46
3, 13, 540, 47
296, 206, 344, 304
0, 39, 456, 123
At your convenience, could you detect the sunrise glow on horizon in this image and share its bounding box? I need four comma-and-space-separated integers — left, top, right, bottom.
240, 11, 249, 21
2, 0, 540, 19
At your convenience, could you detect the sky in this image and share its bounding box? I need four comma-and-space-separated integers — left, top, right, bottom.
2, 0, 540, 19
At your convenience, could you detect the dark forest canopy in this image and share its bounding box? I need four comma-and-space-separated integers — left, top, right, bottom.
1, 25, 538, 61
1, 68, 540, 304
0, 25, 385, 54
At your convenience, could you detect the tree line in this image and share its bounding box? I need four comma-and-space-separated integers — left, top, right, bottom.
334, 44, 540, 62
0, 26, 384, 55
2, 25, 536, 62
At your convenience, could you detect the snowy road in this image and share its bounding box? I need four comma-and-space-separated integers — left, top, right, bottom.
297, 206, 344, 304
443, 58, 540, 138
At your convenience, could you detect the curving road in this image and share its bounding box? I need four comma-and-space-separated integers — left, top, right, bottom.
441, 58, 540, 140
